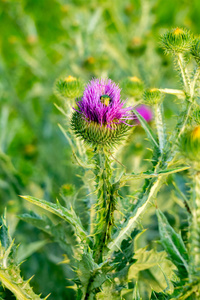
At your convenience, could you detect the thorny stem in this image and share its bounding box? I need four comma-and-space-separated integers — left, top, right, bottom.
84, 270, 96, 300
92, 149, 116, 264
154, 102, 165, 154
177, 53, 191, 94
190, 67, 200, 99
177, 102, 193, 140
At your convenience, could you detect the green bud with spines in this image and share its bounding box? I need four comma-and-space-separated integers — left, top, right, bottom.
191, 38, 200, 65
71, 111, 131, 148
143, 88, 162, 105
180, 126, 200, 169
161, 28, 194, 55
55, 75, 84, 100
121, 76, 144, 99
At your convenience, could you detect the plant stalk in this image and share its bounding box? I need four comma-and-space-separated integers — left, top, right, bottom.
154, 102, 165, 154
177, 53, 191, 94
93, 149, 116, 264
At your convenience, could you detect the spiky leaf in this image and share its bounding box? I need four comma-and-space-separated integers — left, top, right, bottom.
20, 196, 88, 242
156, 209, 189, 278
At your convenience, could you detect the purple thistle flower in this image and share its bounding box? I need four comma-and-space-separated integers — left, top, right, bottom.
134, 104, 153, 124
74, 78, 134, 127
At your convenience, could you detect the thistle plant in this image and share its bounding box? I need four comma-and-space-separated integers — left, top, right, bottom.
3, 27, 200, 300
71, 78, 136, 266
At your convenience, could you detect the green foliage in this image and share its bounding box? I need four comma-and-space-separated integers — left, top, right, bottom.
18, 212, 76, 258
156, 209, 189, 279
0, 215, 47, 300
110, 229, 139, 279
107, 177, 164, 255
133, 283, 142, 300
20, 196, 88, 242
2, 1, 200, 299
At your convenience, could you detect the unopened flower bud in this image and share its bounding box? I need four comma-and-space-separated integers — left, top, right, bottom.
143, 88, 162, 105
161, 28, 194, 54
55, 75, 83, 99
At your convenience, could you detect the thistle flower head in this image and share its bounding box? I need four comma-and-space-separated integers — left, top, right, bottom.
71, 78, 134, 147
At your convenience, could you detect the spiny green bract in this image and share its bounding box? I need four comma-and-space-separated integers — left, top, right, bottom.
161, 28, 194, 54
143, 88, 162, 105
55, 75, 84, 99
71, 111, 131, 148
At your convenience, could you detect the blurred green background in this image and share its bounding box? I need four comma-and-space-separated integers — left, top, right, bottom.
0, 0, 199, 299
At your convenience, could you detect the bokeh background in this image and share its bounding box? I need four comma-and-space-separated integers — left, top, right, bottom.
0, 0, 199, 299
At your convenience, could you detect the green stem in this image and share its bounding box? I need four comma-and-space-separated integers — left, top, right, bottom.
177, 53, 191, 94
177, 102, 193, 140
154, 102, 165, 154
189, 171, 200, 281
93, 149, 116, 264
190, 67, 200, 99
83, 272, 96, 300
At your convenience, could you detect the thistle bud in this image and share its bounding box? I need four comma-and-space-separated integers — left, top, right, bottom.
161, 28, 194, 54
143, 88, 162, 105
55, 75, 83, 100
180, 126, 200, 168
71, 79, 134, 148
121, 76, 144, 99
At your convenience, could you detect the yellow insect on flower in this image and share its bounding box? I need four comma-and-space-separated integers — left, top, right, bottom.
100, 95, 111, 107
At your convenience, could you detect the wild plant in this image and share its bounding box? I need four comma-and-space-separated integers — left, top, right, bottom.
1, 28, 200, 300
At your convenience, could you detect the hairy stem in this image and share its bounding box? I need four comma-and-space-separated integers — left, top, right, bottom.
93, 149, 116, 264
154, 102, 165, 154
177, 53, 191, 94
190, 66, 200, 99
177, 102, 193, 139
